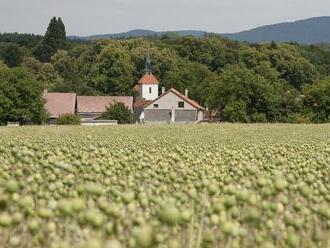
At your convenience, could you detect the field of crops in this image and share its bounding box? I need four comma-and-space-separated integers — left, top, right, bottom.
0, 124, 329, 248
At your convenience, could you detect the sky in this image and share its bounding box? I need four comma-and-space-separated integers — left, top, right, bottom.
0, 0, 329, 36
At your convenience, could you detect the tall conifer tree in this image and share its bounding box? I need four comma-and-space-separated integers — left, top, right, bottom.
34, 17, 67, 62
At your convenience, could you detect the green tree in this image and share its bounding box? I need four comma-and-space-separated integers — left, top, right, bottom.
2, 44, 23, 67
207, 65, 274, 120
303, 78, 330, 123
34, 17, 67, 62
222, 100, 249, 122
51, 50, 78, 91
22, 57, 63, 89
93, 45, 134, 95
0, 67, 48, 124
163, 61, 214, 104
74, 42, 104, 95
265, 44, 319, 89
101, 102, 132, 124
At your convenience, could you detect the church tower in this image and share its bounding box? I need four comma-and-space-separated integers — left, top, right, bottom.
134, 55, 159, 101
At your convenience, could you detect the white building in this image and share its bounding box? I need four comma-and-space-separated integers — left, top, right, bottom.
133, 72, 205, 124
134, 72, 160, 101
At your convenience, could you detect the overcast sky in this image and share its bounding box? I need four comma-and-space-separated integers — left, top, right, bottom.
0, 0, 329, 36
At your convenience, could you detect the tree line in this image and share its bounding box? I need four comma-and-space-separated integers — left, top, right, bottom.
0, 17, 329, 124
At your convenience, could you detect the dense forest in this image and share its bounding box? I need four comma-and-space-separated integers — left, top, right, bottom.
0, 17, 330, 124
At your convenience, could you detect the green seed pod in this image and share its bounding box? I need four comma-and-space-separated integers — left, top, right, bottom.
244, 208, 261, 225
58, 200, 73, 216
208, 184, 218, 195
9, 236, 21, 247
84, 209, 104, 228
105, 222, 114, 235
157, 203, 180, 226
210, 214, 220, 225
257, 177, 268, 187
0, 213, 12, 227
181, 209, 192, 222
71, 198, 85, 212
230, 207, 240, 219
12, 212, 23, 225
167, 239, 180, 248
83, 239, 102, 248
274, 177, 288, 192
5, 179, 20, 193
223, 196, 235, 209
122, 191, 135, 204
38, 207, 53, 219
104, 240, 122, 248
27, 219, 40, 235
286, 234, 300, 248
318, 204, 330, 219
47, 222, 57, 232
134, 225, 154, 248
222, 222, 239, 237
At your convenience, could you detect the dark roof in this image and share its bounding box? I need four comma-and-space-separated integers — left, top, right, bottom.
77, 96, 133, 113
44, 93, 76, 118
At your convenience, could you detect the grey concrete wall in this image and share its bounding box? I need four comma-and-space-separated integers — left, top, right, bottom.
144, 109, 171, 122
175, 110, 197, 122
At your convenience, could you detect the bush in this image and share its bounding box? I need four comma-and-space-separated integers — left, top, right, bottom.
287, 113, 312, 124
222, 100, 249, 123
56, 114, 80, 125
101, 102, 132, 124
250, 113, 268, 123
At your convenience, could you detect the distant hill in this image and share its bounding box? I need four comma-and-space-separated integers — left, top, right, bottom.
223, 16, 330, 44
69, 16, 330, 44
69, 29, 206, 40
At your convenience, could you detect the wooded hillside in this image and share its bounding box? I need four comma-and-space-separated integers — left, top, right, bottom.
0, 18, 330, 124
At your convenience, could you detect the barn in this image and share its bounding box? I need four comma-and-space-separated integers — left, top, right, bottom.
76, 96, 133, 121
43, 92, 77, 124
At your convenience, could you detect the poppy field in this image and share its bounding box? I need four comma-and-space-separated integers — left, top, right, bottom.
0, 124, 329, 248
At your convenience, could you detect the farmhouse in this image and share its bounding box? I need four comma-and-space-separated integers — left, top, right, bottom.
133, 72, 205, 123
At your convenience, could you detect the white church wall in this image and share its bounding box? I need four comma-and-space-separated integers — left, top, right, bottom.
142, 84, 159, 100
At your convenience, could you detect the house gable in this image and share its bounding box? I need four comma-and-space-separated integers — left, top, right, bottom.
144, 90, 196, 110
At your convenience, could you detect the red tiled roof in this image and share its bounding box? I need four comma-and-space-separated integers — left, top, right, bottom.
144, 88, 205, 110
77, 96, 133, 113
133, 99, 152, 109
44, 93, 76, 118
137, 73, 160, 85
